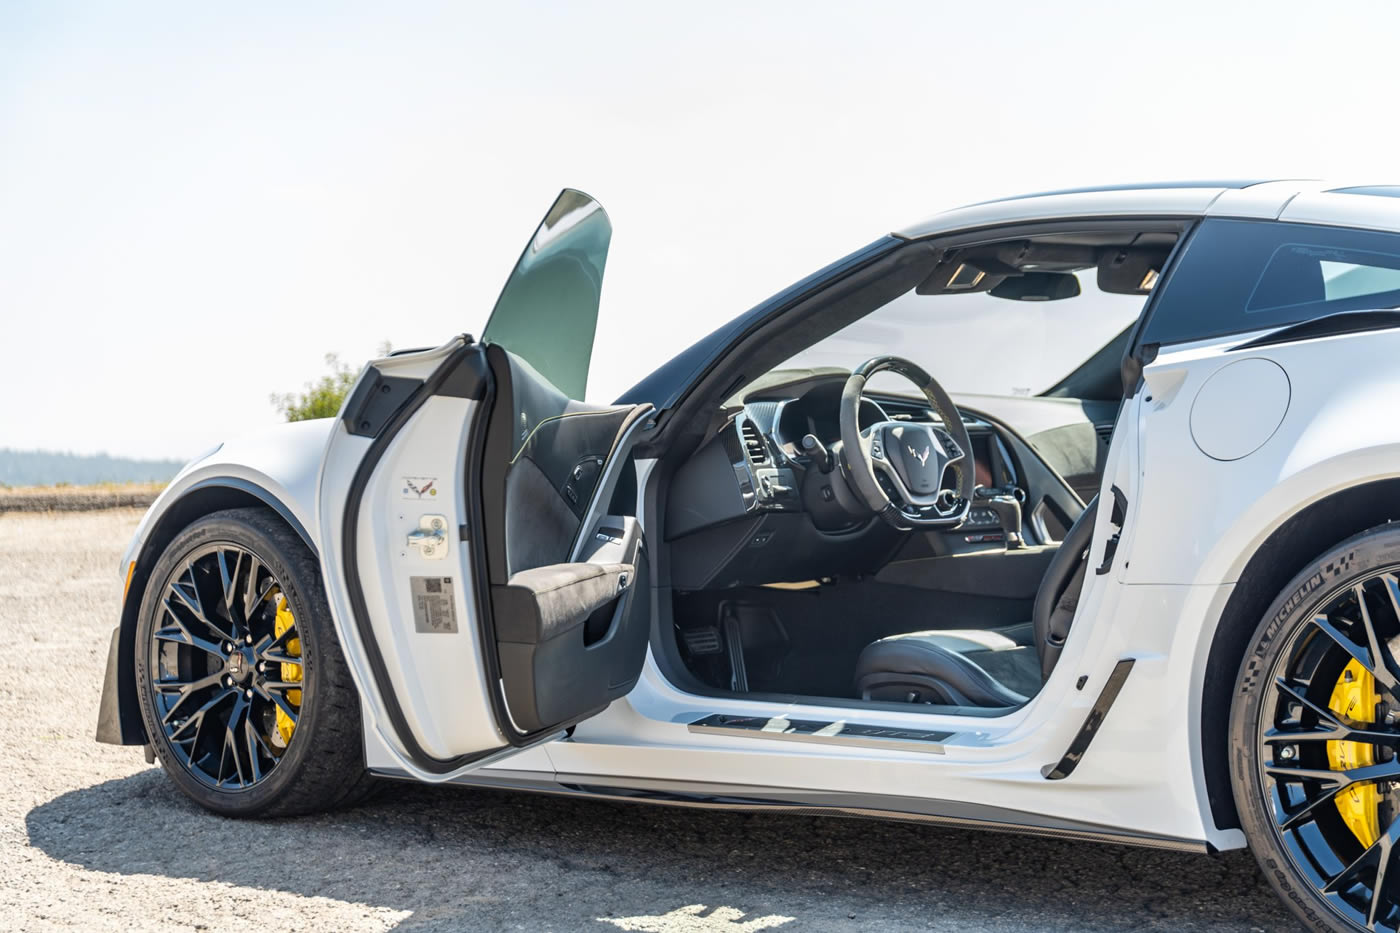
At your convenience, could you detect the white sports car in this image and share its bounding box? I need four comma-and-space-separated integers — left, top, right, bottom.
98, 181, 1400, 932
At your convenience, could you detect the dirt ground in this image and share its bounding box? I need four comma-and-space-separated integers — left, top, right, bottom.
0, 485, 162, 514
0, 509, 1301, 932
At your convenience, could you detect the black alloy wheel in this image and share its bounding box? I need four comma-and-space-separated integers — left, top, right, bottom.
147, 541, 303, 789
1233, 525, 1400, 932
135, 508, 373, 817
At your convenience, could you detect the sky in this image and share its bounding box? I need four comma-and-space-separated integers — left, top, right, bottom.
4, 0, 1400, 460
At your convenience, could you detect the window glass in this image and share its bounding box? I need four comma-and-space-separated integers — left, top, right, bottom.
481, 190, 611, 400
1321, 260, 1400, 301
777, 269, 1146, 398
1143, 219, 1400, 346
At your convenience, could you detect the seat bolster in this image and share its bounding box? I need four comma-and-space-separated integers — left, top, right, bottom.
494, 562, 632, 644
854, 635, 1029, 707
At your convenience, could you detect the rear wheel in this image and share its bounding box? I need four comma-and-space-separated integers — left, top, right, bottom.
1231, 525, 1400, 932
134, 508, 373, 817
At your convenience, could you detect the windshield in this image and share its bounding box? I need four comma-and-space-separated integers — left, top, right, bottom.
779, 268, 1147, 398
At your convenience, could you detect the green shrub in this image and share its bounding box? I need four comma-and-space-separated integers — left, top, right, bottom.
272, 344, 391, 422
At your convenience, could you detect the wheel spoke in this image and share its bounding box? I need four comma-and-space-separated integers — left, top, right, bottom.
1356, 583, 1400, 691
155, 617, 225, 659
1382, 573, 1400, 629
154, 669, 223, 695
263, 686, 299, 725
261, 622, 300, 657
1371, 834, 1397, 929
1312, 611, 1399, 693
1268, 677, 1398, 745
223, 694, 250, 787
167, 687, 234, 742
216, 549, 250, 631
243, 715, 267, 783
1321, 815, 1400, 929
1268, 760, 1400, 831
157, 672, 225, 725
168, 573, 234, 644
240, 554, 275, 630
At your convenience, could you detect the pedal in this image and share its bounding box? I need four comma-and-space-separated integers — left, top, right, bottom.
682, 625, 723, 656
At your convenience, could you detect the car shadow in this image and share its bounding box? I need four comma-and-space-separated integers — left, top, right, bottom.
26, 768, 1298, 932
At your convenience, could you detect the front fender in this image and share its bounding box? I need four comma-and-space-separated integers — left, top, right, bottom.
96, 418, 333, 746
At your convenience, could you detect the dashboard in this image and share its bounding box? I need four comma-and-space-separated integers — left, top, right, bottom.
663, 373, 1054, 590
770, 386, 999, 489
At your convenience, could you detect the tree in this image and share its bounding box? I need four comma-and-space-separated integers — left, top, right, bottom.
271, 344, 391, 422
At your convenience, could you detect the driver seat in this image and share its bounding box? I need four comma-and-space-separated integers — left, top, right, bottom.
853, 496, 1098, 708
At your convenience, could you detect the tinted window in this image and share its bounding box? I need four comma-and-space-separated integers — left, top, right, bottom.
1144, 219, 1400, 346
481, 190, 611, 400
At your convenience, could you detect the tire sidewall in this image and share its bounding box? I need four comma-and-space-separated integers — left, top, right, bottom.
134, 510, 332, 816
1230, 524, 1400, 933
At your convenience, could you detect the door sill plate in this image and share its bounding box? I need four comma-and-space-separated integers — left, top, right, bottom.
688, 713, 952, 754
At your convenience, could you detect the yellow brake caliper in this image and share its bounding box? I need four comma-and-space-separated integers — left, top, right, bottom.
272, 593, 303, 747
1327, 657, 1380, 846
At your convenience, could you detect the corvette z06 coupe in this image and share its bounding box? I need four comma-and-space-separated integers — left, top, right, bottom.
98, 181, 1400, 932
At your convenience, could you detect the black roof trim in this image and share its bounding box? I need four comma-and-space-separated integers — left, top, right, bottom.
1229, 309, 1400, 352
1326, 186, 1400, 199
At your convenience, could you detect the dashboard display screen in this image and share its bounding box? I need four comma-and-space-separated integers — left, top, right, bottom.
969, 433, 994, 488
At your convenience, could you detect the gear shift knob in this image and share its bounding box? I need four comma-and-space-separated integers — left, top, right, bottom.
983, 494, 1024, 549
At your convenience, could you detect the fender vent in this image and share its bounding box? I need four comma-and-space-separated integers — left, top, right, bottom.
1094, 423, 1114, 445
739, 420, 768, 464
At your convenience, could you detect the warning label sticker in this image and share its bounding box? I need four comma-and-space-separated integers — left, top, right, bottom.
410, 576, 458, 634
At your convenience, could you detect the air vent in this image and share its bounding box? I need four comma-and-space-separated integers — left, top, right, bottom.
1094, 423, 1114, 445
739, 420, 768, 464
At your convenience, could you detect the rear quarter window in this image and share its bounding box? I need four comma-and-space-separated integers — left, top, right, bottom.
1143, 219, 1400, 346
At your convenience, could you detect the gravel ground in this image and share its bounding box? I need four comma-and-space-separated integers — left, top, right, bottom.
0, 509, 1302, 932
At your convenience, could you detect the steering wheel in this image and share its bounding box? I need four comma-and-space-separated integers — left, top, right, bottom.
838, 356, 975, 529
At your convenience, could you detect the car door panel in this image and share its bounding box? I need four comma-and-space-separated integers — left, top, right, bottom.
316, 189, 654, 778
482, 344, 653, 734
317, 341, 504, 766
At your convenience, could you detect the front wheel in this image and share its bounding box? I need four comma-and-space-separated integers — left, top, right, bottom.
1231, 524, 1400, 932
134, 507, 373, 817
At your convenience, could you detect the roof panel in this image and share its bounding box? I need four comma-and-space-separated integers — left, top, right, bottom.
965, 180, 1272, 207
896, 186, 1231, 240
1327, 186, 1400, 199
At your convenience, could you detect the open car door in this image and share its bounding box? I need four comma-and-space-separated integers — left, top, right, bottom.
317, 190, 654, 779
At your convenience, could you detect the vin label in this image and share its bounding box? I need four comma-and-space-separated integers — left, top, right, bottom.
410, 576, 458, 634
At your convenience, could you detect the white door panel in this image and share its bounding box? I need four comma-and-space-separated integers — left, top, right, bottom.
317, 340, 513, 777
349, 394, 497, 759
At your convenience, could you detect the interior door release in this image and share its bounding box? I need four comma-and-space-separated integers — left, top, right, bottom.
407, 514, 449, 560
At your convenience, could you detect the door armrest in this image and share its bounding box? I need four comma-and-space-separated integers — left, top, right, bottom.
493, 562, 634, 644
